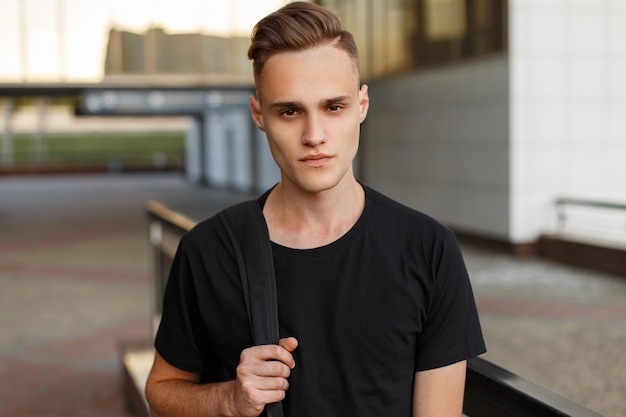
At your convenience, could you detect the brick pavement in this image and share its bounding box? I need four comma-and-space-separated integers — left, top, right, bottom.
463, 245, 626, 417
1, 173, 624, 416
0, 173, 249, 417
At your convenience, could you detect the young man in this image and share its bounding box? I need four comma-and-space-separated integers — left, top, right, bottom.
145, 2, 485, 417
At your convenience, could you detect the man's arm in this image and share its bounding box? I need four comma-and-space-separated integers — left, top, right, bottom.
145, 338, 298, 417
412, 360, 467, 417
145, 351, 232, 417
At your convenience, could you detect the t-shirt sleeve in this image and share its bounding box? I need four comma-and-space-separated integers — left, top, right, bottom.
414, 230, 486, 371
154, 237, 208, 373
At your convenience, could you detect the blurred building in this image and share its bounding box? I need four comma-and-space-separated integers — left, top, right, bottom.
318, 0, 626, 252
319, 0, 507, 81
7, 0, 625, 254
97, 0, 626, 252
103, 28, 253, 85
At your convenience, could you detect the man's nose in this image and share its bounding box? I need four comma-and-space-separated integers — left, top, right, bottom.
302, 113, 326, 146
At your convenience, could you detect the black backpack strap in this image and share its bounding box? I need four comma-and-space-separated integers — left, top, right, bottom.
217, 200, 283, 417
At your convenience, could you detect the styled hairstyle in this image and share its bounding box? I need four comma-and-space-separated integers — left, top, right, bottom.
248, 2, 359, 85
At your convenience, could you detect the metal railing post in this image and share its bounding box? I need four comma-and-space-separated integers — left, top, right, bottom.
2, 97, 15, 166
149, 219, 164, 340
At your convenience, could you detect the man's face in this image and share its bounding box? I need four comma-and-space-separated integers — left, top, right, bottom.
250, 44, 369, 195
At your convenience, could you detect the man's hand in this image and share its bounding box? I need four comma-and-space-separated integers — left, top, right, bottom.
145, 337, 298, 417
230, 337, 299, 417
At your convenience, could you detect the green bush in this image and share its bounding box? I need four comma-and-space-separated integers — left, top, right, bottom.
2, 131, 185, 171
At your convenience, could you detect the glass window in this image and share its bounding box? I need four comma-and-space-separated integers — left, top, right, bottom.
316, 0, 507, 80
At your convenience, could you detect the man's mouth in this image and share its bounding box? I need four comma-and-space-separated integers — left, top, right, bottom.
301, 153, 332, 167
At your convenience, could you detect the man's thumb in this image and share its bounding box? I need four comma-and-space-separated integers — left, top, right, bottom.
279, 337, 298, 353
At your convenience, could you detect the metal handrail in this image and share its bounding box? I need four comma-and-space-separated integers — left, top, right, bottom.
146, 200, 197, 338
465, 357, 603, 416
146, 200, 604, 417
556, 197, 626, 212
555, 197, 626, 244
146, 200, 197, 233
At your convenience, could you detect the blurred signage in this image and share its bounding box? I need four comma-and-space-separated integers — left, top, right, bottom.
80, 89, 251, 115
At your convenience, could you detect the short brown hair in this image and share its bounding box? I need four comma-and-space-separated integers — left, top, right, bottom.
248, 2, 359, 85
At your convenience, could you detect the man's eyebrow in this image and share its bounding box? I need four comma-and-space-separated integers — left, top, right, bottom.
269, 101, 302, 110
268, 96, 353, 110
322, 95, 352, 105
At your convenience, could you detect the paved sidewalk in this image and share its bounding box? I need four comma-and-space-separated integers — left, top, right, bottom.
0, 173, 624, 416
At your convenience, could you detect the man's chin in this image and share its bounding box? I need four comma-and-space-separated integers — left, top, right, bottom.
290, 171, 354, 195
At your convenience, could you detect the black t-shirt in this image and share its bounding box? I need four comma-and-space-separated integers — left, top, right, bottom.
155, 185, 486, 416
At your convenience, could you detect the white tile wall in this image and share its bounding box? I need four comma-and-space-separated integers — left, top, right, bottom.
509, 0, 626, 242
360, 0, 626, 244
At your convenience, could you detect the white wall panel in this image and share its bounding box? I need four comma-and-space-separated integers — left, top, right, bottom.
205, 111, 228, 187
509, 0, 626, 243
255, 129, 280, 191
359, 1, 626, 244
230, 110, 252, 191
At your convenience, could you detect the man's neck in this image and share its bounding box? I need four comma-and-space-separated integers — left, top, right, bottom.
263, 178, 365, 249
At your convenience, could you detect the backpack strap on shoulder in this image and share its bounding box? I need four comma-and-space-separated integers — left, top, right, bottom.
217, 200, 283, 417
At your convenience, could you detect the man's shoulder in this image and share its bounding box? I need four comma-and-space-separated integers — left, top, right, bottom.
183, 213, 221, 241
176, 210, 233, 260
365, 185, 450, 233
179, 196, 265, 250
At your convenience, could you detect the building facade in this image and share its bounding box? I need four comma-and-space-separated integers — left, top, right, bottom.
99, 0, 626, 249
318, 0, 626, 248
104, 27, 253, 85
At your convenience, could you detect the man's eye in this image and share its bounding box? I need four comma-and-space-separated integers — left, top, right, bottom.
281, 109, 297, 116
328, 105, 343, 112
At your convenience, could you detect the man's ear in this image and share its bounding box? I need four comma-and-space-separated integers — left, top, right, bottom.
249, 95, 265, 131
358, 84, 370, 123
